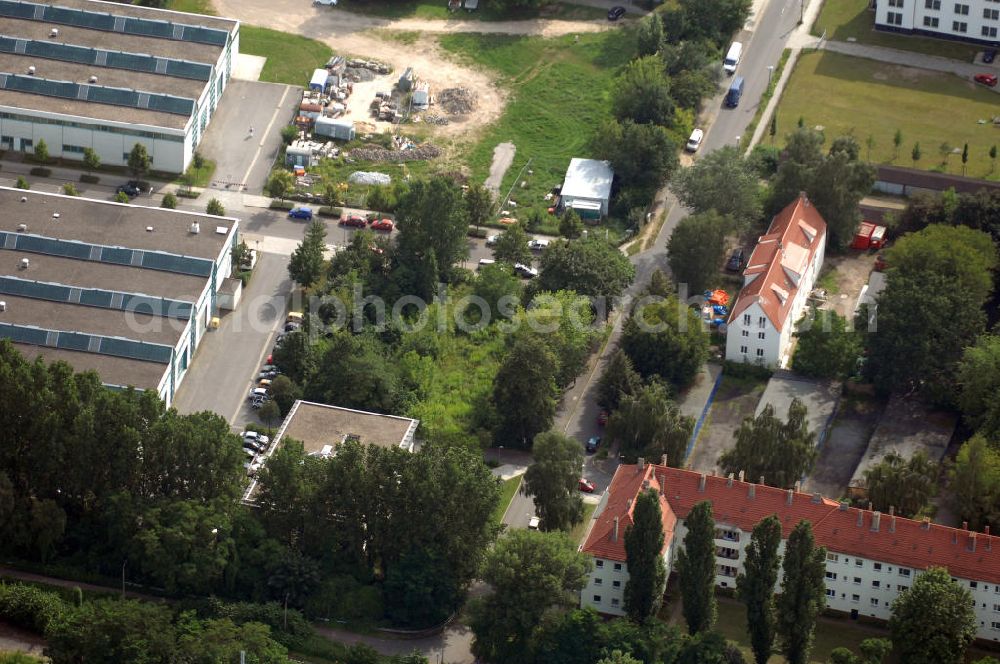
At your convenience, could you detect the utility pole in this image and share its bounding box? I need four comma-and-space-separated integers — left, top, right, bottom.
799, 0, 804, 24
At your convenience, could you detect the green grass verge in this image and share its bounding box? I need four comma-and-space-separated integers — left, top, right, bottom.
740, 48, 791, 151
165, 0, 216, 14
240, 26, 334, 86
811, 0, 979, 61
775, 50, 1000, 180
568, 501, 597, 544
491, 476, 521, 526
336, 0, 609, 21
177, 158, 216, 188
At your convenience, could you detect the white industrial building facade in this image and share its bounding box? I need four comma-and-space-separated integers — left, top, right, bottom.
581, 462, 1000, 643
875, 0, 1000, 43
0, 0, 239, 173
0, 186, 239, 407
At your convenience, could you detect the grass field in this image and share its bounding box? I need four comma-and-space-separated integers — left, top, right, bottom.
240, 26, 334, 86
165, 0, 215, 13
811, 0, 980, 61
568, 501, 598, 544
438, 32, 635, 234
491, 476, 521, 526
774, 51, 1000, 179
336, 0, 609, 21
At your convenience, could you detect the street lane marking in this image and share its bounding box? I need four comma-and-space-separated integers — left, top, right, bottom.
241, 84, 292, 187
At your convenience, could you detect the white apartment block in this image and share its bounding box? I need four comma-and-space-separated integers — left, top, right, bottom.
875, 0, 1000, 44
581, 462, 1000, 643
725, 194, 826, 369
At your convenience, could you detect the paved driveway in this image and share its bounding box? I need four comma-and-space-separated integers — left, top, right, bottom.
171, 252, 291, 426
756, 371, 840, 445
197, 79, 300, 194
803, 395, 883, 499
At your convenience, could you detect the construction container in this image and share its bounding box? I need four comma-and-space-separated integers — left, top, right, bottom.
309, 68, 329, 92
398, 67, 414, 92
412, 81, 430, 110
314, 116, 356, 141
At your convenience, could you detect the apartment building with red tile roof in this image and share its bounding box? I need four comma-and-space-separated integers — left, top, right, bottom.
580, 463, 1000, 642
725, 194, 827, 368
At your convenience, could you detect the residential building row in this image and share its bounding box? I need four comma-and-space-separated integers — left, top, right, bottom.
874, 0, 1000, 44
581, 461, 1000, 644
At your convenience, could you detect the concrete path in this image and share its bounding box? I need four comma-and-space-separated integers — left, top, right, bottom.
484, 142, 516, 195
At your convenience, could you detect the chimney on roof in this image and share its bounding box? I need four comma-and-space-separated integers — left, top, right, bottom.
969, 532, 977, 553
963, 521, 968, 530
794, 481, 801, 492
786, 489, 793, 506
626, 498, 633, 510
856, 509, 864, 528
613, 517, 619, 542
661, 454, 668, 467
987, 526, 992, 551
638, 457, 645, 471
749, 482, 755, 499
871, 511, 881, 532
727, 473, 734, 487
889, 506, 895, 516
738, 470, 745, 483
698, 473, 706, 492
953, 530, 958, 544
839, 501, 849, 511
800, 191, 809, 205
890, 515, 896, 533
921, 517, 930, 531
642, 479, 650, 490
811, 492, 822, 504
759, 476, 765, 486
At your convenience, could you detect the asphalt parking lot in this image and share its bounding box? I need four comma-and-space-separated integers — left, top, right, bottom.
756, 371, 840, 446
686, 375, 766, 474
803, 396, 883, 499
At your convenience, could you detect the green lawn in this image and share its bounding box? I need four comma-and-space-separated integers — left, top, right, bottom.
568, 501, 597, 544
811, 0, 979, 61
438, 32, 636, 234
774, 50, 1000, 180
336, 0, 609, 21
165, 0, 216, 14
491, 476, 522, 526
239, 26, 334, 86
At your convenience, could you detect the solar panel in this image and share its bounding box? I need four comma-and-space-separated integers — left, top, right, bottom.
0, 276, 194, 320
56, 330, 91, 352
141, 252, 213, 277
99, 336, 172, 363
0, 1, 230, 46
0, 72, 195, 116
0, 322, 47, 345
0, 321, 173, 364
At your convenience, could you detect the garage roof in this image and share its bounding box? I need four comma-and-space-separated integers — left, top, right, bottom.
561, 158, 613, 202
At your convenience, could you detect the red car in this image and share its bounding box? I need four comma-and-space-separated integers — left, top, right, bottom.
597, 410, 609, 427
339, 215, 367, 228
975, 73, 998, 87
371, 219, 394, 232
578, 478, 596, 493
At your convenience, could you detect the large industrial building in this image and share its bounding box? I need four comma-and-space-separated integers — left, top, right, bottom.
0, 186, 240, 407
0, 0, 239, 173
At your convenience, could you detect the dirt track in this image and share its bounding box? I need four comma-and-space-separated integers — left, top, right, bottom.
213, 0, 616, 137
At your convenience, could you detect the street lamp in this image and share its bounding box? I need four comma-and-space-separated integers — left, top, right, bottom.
498, 445, 504, 466
767, 65, 775, 86
735, 135, 741, 147
799, 0, 804, 24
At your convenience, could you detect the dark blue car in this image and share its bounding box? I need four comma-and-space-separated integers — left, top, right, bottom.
288, 207, 314, 220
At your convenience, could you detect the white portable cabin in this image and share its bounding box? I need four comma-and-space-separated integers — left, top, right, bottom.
314, 116, 356, 141
309, 68, 330, 92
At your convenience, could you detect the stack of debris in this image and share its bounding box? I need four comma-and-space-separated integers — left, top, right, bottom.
437, 88, 477, 115
349, 171, 393, 186
420, 114, 450, 126
347, 144, 441, 163
347, 59, 392, 74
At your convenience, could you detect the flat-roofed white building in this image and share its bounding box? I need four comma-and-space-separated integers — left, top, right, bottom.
875, 0, 1000, 44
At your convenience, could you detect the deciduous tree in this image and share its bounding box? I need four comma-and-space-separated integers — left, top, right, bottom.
670, 146, 762, 229
889, 567, 976, 664
624, 489, 667, 621
127, 143, 151, 179
776, 520, 826, 664
676, 501, 717, 633
612, 56, 675, 127
605, 381, 693, 464
266, 170, 295, 201
737, 515, 782, 664
524, 431, 585, 532
667, 211, 731, 296
719, 399, 817, 489
539, 237, 635, 307
82, 147, 100, 174
33, 139, 48, 163
288, 220, 328, 288
492, 334, 559, 448
395, 176, 469, 293
948, 435, 1000, 532
791, 309, 861, 380
465, 183, 493, 230
492, 223, 532, 266
592, 119, 679, 192
559, 209, 584, 240
597, 348, 642, 412
469, 530, 590, 664
635, 14, 664, 56
862, 451, 937, 518
621, 296, 708, 389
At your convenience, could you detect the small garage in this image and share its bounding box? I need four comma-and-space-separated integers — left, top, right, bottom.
560, 158, 613, 220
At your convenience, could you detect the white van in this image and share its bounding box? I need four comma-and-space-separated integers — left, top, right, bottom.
724, 42, 743, 75
314, 0, 337, 5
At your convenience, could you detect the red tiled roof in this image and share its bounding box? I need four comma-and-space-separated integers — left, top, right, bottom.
649, 464, 1000, 585
581, 464, 677, 562
729, 194, 827, 332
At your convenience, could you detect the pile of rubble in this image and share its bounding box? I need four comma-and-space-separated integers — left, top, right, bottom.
437, 88, 477, 115
347, 144, 441, 163
347, 59, 392, 74
420, 114, 450, 126
345, 67, 377, 82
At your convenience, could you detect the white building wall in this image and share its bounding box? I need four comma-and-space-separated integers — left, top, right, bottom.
582, 557, 629, 616
876, 0, 1000, 43
725, 302, 783, 367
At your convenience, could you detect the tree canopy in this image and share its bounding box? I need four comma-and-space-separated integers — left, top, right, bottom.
670, 146, 762, 230
791, 309, 861, 380
524, 431, 585, 532
395, 176, 469, 295
493, 223, 532, 266
862, 451, 937, 518
889, 567, 977, 664
539, 237, 636, 307
776, 520, 826, 664
624, 488, 667, 621
613, 56, 675, 127
737, 515, 782, 664
677, 501, 717, 633
667, 211, 731, 296
605, 381, 693, 465
621, 296, 709, 390
288, 220, 328, 288
492, 333, 559, 448
719, 399, 817, 488
948, 435, 1000, 532
592, 119, 679, 193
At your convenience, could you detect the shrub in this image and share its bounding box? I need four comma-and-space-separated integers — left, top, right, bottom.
15, 177, 30, 190
161, 192, 178, 209
192, 151, 206, 170
206, 198, 225, 216
467, 227, 488, 238
722, 359, 773, 381
61, 183, 79, 196
205, 599, 312, 648
79, 174, 100, 184
269, 200, 295, 211
748, 144, 781, 178
318, 206, 342, 218
28, 168, 50, 177
176, 189, 200, 199
114, 191, 130, 204
281, 125, 299, 145
0, 583, 68, 633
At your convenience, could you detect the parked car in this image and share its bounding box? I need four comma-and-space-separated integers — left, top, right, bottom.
725, 248, 746, 272
115, 181, 143, 197
371, 219, 394, 232
340, 215, 367, 228
258, 370, 278, 380
586, 436, 601, 453
685, 128, 705, 152
288, 206, 314, 220
485, 234, 499, 247
248, 387, 269, 402
984, 48, 997, 64
975, 73, 998, 87
284, 322, 300, 333
607, 5, 626, 20
528, 239, 550, 252
597, 410, 609, 427
514, 263, 538, 279
528, 516, 540, 529
478, 258, 496, 270
578, 478, 596, 493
